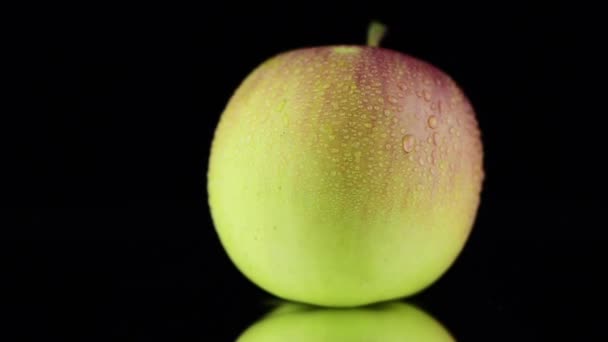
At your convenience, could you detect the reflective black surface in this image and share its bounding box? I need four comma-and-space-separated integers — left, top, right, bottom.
4, 1, 605, 340
4, 206, 605, 340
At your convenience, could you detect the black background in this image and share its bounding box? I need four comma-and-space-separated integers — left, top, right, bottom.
4, 1, 606, 340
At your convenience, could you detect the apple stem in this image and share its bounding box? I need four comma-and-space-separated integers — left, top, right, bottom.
367, 21, 387, 47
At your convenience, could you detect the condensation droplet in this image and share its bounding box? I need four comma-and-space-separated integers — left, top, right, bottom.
423, 90, 431, 101
402, 134, 415, 153
428, 115, 438, 129
432, 132, 439, 146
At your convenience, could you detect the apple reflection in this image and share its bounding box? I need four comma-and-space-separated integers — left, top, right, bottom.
238, 301, 455, 341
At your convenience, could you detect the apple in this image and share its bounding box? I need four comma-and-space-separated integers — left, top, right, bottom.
237, 301, 454, 341
208, 23, 484, 306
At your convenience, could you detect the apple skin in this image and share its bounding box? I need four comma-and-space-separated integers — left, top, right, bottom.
237, 301, 454, 341
208, 45, 484, 307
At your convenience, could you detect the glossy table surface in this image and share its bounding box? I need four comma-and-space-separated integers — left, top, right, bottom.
4, 204, 604, 340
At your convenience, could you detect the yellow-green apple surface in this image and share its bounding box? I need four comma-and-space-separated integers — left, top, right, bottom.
237, 301, 454, 341
208, 23, 484, 306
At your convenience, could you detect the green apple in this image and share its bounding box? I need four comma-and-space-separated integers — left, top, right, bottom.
237, 301, 455, 341
208, 23, 484, 306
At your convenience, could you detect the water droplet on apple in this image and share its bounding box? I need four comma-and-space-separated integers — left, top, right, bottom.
423, 90, 431, 101
402, 134, 415, 153
428, 115, 438, 129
